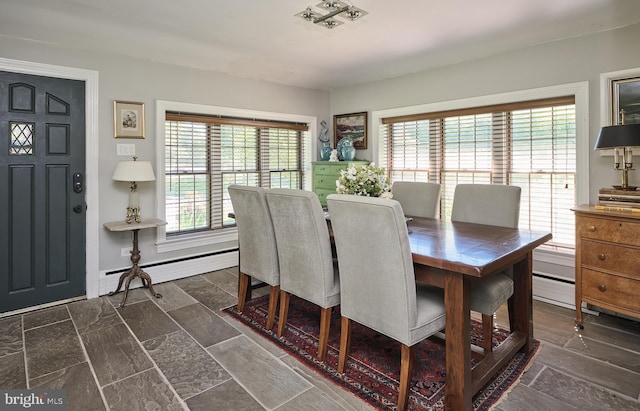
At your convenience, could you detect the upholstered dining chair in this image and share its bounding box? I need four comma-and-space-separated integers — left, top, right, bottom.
391, 181, 442, 218
265, 189, 340, 362
228, 185, 280, 330
326, 194, 446, 411
451, 183, 521, 353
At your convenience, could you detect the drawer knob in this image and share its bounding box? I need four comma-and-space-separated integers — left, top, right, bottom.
597, 253, 606, 261
598, 284, 607, 292
588, 225, 596, 232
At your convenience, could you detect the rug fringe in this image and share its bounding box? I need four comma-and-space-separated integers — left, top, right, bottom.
488, 340, 544, 411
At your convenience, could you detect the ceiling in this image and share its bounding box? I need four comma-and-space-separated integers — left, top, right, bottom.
2, 0, 640, 90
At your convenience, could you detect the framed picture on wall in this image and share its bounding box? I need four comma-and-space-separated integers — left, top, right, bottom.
114, 100, 145, 138
334, 111, 367, 149
612, 76, 640, 125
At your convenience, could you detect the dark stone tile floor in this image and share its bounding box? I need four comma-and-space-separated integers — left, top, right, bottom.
0, 267, 638, 410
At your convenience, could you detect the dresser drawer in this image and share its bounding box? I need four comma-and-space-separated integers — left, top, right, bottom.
315, 188, 336, 206
577, 216, 640, 247
582, 268, 640, 312
313, 174, 338, 190
314, 163, 343, 176
581, 240, 640, 277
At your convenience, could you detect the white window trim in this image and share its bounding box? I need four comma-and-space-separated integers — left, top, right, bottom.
155, 100, 316, 253
371, 82, 590, 259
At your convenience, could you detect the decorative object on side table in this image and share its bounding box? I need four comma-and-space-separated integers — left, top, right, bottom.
104, 218, 167, 308
318, 120, 333, 161
334, 111, 367, 149
594, 112, 640, 190
320, 143, 333, 161
337, 136, 356, 161
336, 162, 392, 198
112, 157, 156, 223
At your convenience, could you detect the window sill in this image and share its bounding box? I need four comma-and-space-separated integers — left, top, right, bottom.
534, 244, 574, 265
156, 228, 238, 253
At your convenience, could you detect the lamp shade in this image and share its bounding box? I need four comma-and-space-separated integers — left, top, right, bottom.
594, 124, 640, 149
112, 160, 156, 182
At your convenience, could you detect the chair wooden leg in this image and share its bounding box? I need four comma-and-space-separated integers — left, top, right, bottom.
482, 313, 494, 354
237, 272, 250, 312
337, 316, 352, 373
398, 344, 414, 411
266, 285, 280, 330
277, 290, 290, 338
317, 307, 332, 361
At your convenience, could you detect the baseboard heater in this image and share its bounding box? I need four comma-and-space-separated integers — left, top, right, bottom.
99, 248, 239, 296
105, 248, 239, 276
532, 271, 575, 309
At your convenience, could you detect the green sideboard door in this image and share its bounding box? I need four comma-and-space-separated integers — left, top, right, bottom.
312, 161, 369, 206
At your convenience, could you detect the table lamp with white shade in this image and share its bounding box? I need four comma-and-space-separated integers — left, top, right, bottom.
112, 157, 156, 223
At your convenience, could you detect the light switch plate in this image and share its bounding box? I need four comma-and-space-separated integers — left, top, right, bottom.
117, 144, 136, 157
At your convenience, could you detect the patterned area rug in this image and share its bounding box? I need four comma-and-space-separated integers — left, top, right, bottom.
223, 294, 539, 411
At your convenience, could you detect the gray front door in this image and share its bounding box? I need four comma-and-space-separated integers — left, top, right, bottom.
0, 71, 86, 313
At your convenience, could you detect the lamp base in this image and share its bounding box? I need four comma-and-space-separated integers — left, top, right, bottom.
612, 185, 638, 191
125, 206, 141, 224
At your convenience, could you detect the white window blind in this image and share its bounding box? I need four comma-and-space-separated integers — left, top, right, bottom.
165, 112, 308, 235
381, 96, 576, 249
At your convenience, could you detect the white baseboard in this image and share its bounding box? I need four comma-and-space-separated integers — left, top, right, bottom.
99, 251, 239, 296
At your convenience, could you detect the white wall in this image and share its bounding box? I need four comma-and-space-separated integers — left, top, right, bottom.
327, 23, 640, 306
2, 22, 640, 303
0, 37, 329, 284
329, 23, 640, 203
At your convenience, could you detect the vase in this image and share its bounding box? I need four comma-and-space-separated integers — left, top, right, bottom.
320, 143, 332, 161
336, 136, 353, 160
341, 145, 356, 161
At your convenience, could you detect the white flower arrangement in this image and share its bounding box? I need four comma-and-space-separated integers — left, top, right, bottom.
336, 162, 393, 198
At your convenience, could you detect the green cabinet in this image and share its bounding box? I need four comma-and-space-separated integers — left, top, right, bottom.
312, 160, 369, 206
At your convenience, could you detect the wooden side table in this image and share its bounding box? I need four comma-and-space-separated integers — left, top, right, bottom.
104, 218, 167, 308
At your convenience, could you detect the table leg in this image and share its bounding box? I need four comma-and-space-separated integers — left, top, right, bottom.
512, 252, 534, 353
444, 271, 472, 411
108, 228, 162, 308
108, 267, 132, 296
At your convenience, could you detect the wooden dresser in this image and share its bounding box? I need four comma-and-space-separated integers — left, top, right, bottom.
572, 205, 640, 327
312, 160, 368, 206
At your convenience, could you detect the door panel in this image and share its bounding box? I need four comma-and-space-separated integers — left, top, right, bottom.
0, 71, 86, 313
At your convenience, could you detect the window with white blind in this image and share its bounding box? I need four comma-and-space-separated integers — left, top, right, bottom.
164, 112, 308, 235
381, 96, 576, 249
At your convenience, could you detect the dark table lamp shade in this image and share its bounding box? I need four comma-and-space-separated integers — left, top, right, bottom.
594, 124, 640, 149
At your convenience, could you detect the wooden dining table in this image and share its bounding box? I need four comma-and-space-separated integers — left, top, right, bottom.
406, 217, 552, 411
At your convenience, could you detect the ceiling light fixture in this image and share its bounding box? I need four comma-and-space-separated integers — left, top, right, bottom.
296, 1, 368, 29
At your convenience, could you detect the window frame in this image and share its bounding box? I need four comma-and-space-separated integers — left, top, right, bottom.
155, 100, 316, 253
371, 82, 589, 258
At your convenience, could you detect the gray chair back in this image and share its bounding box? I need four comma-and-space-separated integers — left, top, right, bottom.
265, 189, 339, 308
451, 184, 521, 228
228, 185, 279, 285
391, 181, 441, 218
327, 194, 439, 346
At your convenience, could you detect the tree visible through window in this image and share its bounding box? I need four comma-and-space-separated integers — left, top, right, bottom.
381, 96, 576, 248
165, 112, 307, 235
